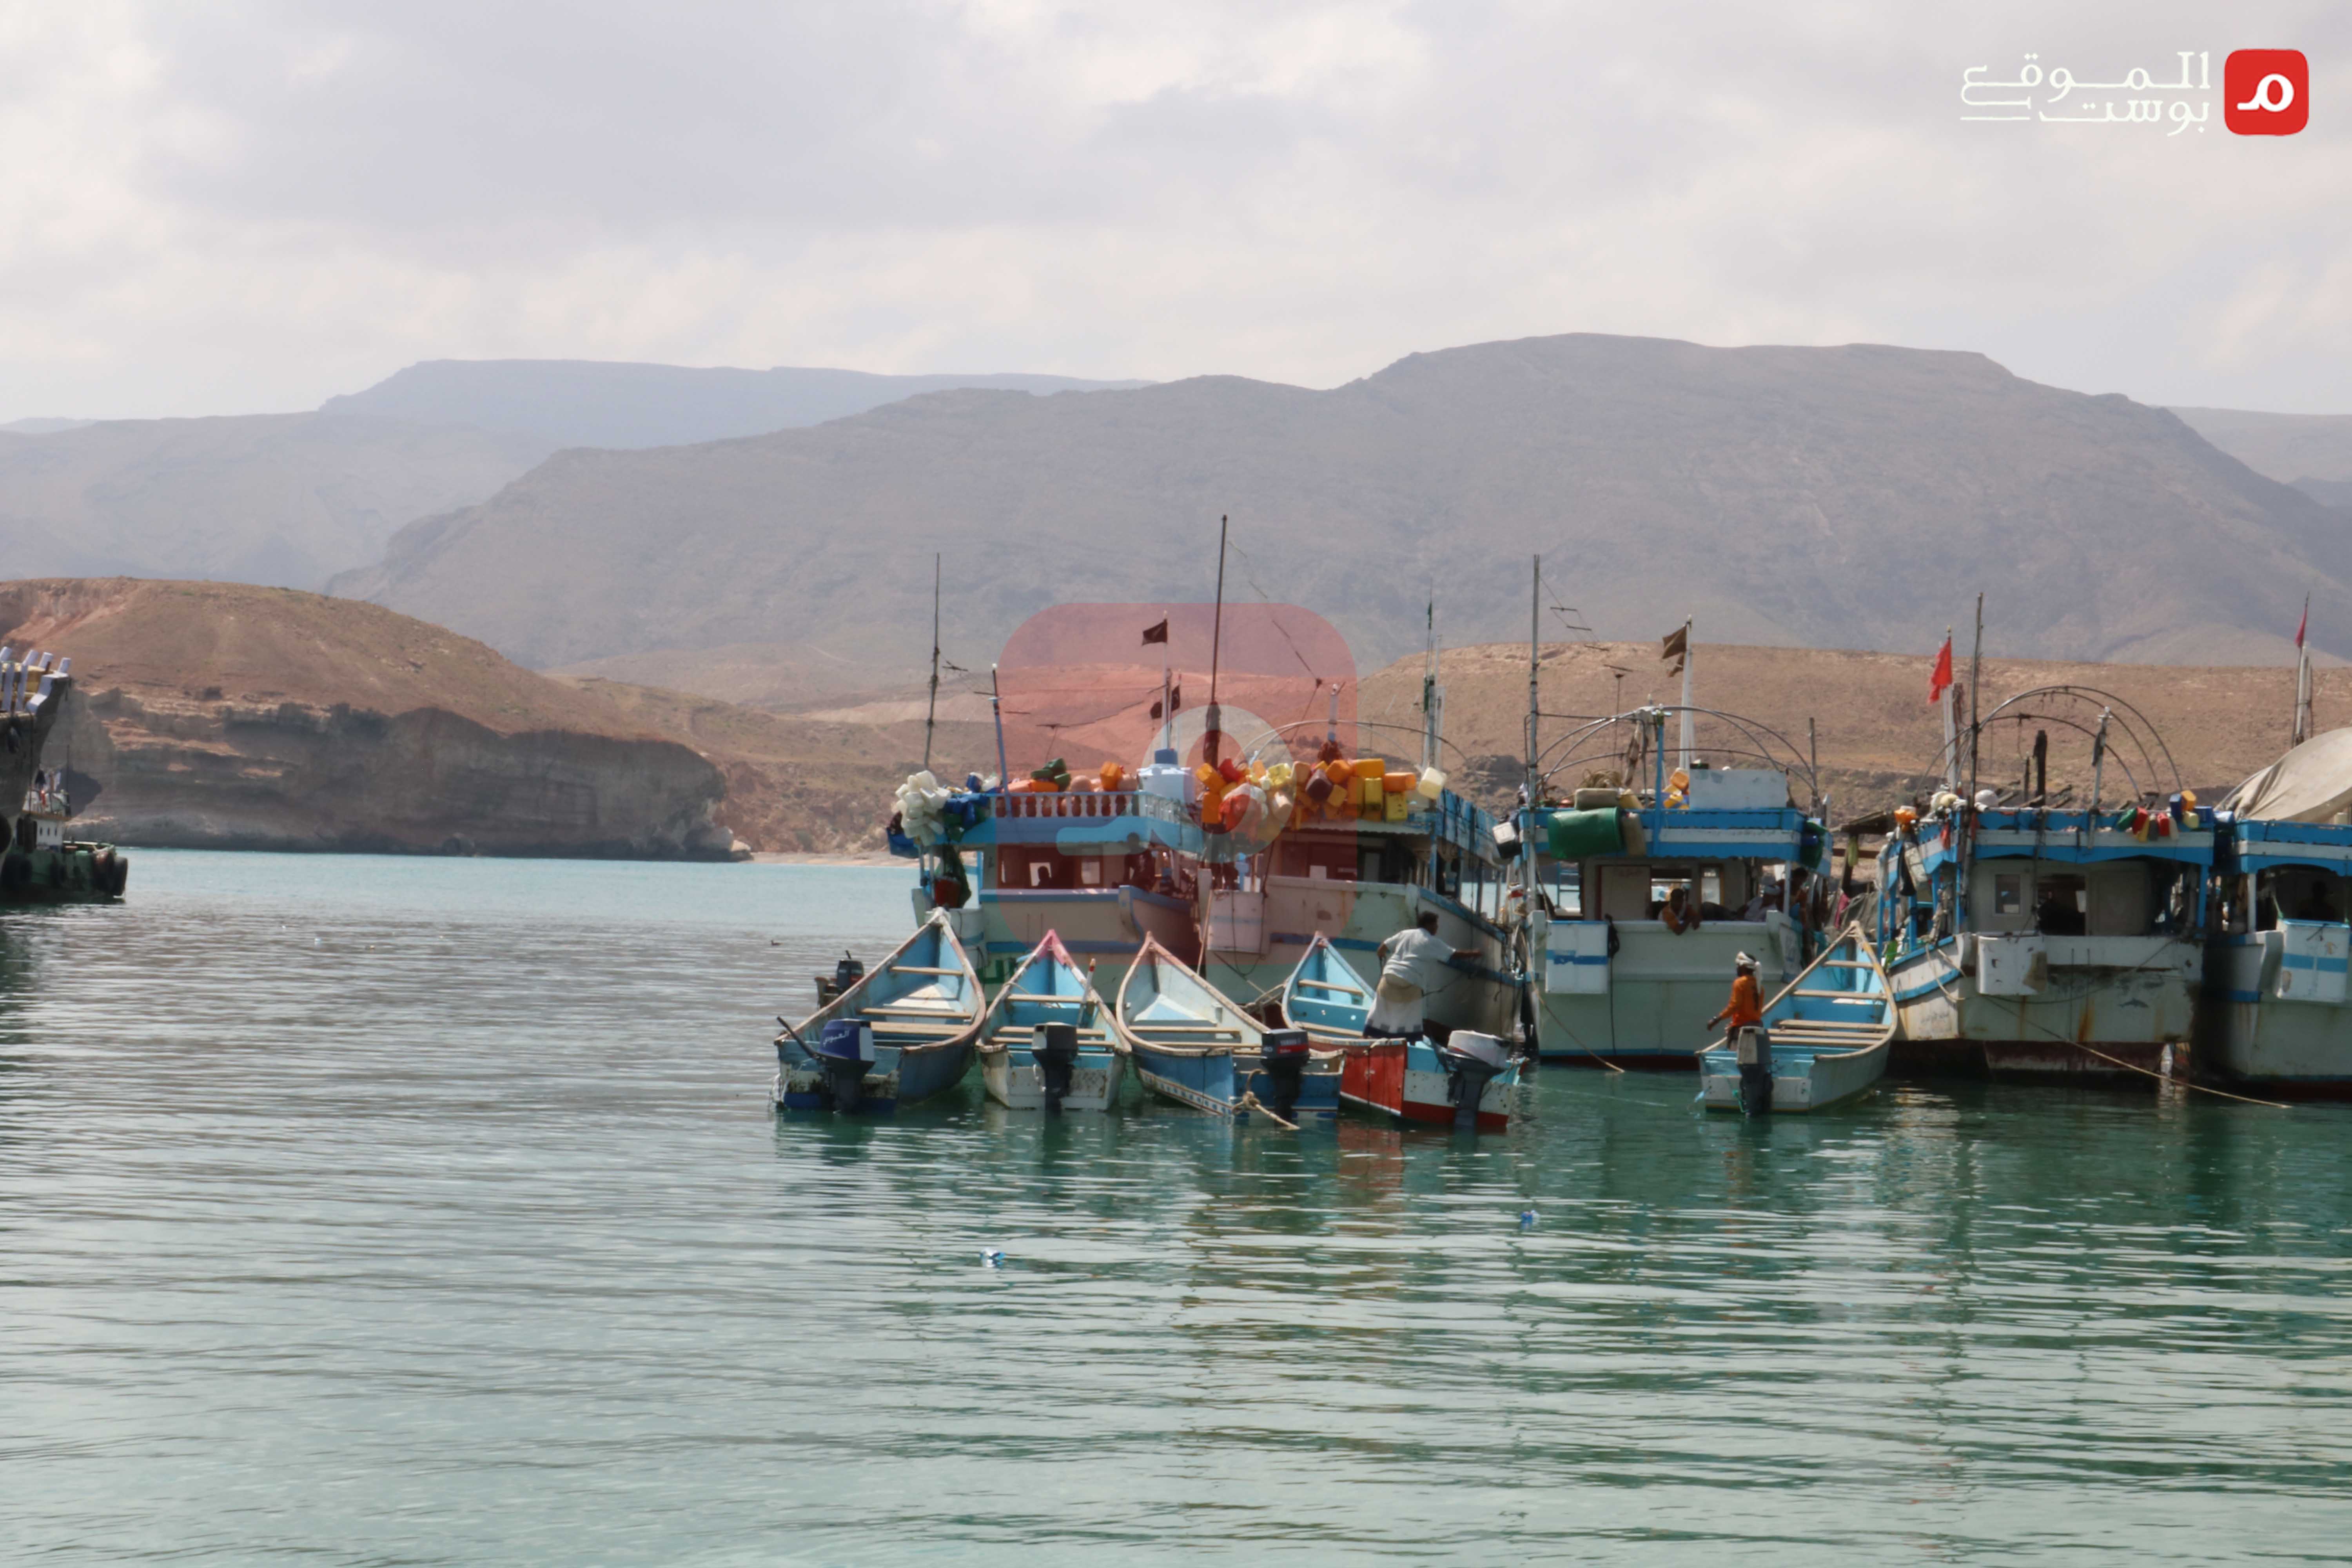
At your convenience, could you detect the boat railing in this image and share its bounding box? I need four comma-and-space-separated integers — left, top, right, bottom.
994, 789, 1182, 822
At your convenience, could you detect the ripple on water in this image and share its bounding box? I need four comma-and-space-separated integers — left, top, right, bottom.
0, 851, 2348, 1563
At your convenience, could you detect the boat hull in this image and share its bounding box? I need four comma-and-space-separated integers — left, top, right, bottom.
979, 1045, 1126, 1111
1699, 1039, 1889, 1111
2201, 932, 2352, 1097
1887, 936, 2199, 1080
775, 1040, 975, 1115
1530, 917, 1808, 1067
1130, 1042, 1339, 1120
1337, 1038, 1515, 1130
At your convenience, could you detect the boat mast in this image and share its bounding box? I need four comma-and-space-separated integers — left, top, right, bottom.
2294, 592, 2313, 747
922, 552, 942, 772
1524, 555, 1540, 899
1677, 616, 1694, 772
990, 663, 1009, 792
1205, 515, 1228, 768
1421, 590, 1443, 772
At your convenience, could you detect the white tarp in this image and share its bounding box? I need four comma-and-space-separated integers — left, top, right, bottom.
2224, 727, 2352, 823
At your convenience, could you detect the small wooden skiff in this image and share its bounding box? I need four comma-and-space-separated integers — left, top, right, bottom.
975, 931, 1126, 1112
1699, 924, 1893, 1114
1114, 935, 1338, 1123
773, 913, 982, 1114
1281, 934, 1520, 1131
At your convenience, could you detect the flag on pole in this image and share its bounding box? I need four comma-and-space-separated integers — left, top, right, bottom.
1660, 622, 1688, 677
2296, 596, 2309, 649
1928, 634, 1955, 704
1141, 617, 1170, 646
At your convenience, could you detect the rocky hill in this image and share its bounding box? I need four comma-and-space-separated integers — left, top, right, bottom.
0, 579, 737, 858
323, 360, 1146, 450
334, 334, 2352, 685
0, 416, 555, 590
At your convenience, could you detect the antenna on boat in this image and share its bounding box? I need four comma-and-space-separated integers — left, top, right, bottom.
2294, 590, 2314, 747
1677, 616, 1694, 772
922, 552, 942, 771
990, 663, 1009, 794
1525, 555, 1541, 904
1205, 515, 1228, 767
1966, 593, 1984, 805
1422, 589, 1443, 772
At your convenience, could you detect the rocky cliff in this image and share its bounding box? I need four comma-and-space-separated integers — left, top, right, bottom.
0, 579, 737, 858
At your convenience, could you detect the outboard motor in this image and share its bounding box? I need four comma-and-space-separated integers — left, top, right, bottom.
1436, 1030, 1510, 1131
1259, 1029, 1312, 1121
1033, 1022, 1080, 1115
814, 1018, 875, 1113
1735, 1025, 1774, 1116
815, 951, 866, 1006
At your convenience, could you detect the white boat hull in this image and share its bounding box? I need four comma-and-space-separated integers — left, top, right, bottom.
1888, 935, 2200, 1078
979, 1049, 1126, 1111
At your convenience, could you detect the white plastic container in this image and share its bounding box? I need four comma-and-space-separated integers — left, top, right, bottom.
1138, 748, 1198, 808
1416, 766, 1446, 801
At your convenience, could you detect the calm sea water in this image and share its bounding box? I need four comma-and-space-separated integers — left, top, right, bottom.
4, 851, 2350, 1564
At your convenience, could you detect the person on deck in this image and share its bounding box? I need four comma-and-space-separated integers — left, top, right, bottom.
1662, 885, 1702, 935
1706, 952, 1763, 1040
1365, 912, 1479, 1038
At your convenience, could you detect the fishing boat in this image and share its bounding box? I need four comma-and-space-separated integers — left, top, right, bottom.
1515, 705, 1832, 1067
1875, 684, 2213, 1080
1115, 934, 1338, 1124
1279, 935, 1521, 1131
1698, 924, 1893, 1112
773, 913, 983, 1114
2200, 728, 2352, 1097
1195, 633, 1521, 1043
975, 931, 1127, 1111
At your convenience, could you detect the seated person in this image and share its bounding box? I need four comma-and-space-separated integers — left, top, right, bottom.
1662, 886, 1701, 935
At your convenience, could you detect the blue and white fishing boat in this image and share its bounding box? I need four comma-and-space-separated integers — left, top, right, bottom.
1877, 687, 2214, 1080
1516, 705, 1831, 1066
1699, 924, 1893, 1113
773, 913, 983, 1114
975, 931, 1127, 1111
1279, 934, 1521, 1131
2202, 728, 2352, 1097
1116, 934, 1338, 1125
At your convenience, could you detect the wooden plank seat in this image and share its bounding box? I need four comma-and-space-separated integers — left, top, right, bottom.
868, 1021, 969, 1037
864, 1001, 967, 1016
1292, 978, 1365, 994
888, 965, 964, 976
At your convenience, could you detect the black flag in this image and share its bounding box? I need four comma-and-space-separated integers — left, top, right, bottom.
1141, 618, 1170, 646
1151, 684, 1182, 720
1660, 622, 1688, 677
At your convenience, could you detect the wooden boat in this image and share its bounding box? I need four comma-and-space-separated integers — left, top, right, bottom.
1280, 935, 1521, 1131
773, 913, 982, 1114
975, 932, 1126, 1112
1698, 924, 1893, 1113
1114, 934, 1338, 1123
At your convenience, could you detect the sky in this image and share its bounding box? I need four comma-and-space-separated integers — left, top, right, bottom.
3, 0, 2348, 422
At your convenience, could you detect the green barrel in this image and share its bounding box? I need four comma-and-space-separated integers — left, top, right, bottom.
1546, 807, 1626, 860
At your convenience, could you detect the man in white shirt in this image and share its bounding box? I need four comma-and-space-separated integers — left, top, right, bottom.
1366, 912, 1480, 1036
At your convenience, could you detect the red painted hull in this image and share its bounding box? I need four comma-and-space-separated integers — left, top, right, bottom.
1338, 1039, 1511, 1131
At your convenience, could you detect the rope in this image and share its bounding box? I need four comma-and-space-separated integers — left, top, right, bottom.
2070, 1044, 2290, 1109
1239, 1091, 1299, 1130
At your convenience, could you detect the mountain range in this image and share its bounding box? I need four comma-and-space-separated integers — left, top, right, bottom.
0, 363, 1137, 591
330, 333, 2352, 686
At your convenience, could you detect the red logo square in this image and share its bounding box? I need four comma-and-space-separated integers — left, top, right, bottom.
2225, 49, 2308, 135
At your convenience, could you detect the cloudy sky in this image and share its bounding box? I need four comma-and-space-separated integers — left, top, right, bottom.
4, 0, 2347, 421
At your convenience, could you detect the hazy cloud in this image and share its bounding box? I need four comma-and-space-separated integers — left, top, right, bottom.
3, 0, 2347, 419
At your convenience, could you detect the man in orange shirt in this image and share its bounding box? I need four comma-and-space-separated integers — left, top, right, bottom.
1706, 952, 1763, 1037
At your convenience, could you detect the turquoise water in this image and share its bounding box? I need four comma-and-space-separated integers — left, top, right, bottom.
4, 850, 2350, 1564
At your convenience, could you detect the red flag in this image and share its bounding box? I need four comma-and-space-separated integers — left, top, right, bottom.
2296, 600, 2308, 649
1928, 635, 1954, 705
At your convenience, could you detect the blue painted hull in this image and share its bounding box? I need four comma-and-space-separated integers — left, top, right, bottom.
777, 1039, 974, 1115
1130, 1042, 1339, 1119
